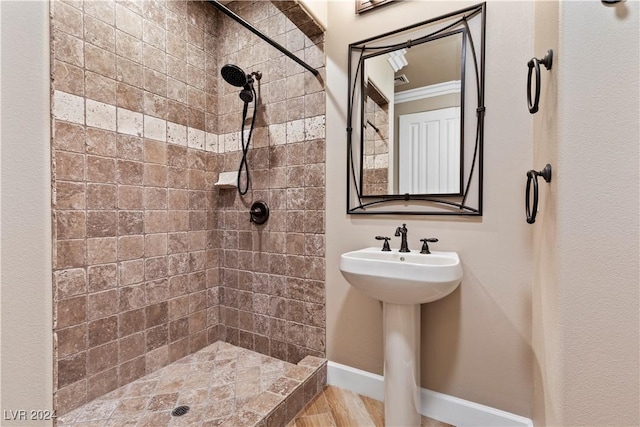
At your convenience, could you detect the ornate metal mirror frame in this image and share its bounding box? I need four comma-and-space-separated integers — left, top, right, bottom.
347, 3, 486, 215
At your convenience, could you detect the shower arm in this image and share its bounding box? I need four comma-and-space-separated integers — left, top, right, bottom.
207, 1, 319, 77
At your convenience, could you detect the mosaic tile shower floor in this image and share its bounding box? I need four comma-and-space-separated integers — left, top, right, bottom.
57, 342, 295, 426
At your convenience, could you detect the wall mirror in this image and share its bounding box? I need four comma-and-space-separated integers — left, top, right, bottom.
347, 3, 486, 215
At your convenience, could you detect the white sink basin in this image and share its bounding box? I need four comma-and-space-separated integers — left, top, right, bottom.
340, 247, 462, 305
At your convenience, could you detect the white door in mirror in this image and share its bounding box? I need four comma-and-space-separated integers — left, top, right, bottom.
398, 107, 461, 194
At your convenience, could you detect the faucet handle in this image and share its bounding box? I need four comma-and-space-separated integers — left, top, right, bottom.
419, 238, 438, 254
375, 236, 392, 252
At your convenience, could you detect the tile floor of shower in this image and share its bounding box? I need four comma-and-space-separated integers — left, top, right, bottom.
57, 341, 326, 427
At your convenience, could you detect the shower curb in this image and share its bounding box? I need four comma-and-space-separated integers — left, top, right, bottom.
220, 355, 327, 427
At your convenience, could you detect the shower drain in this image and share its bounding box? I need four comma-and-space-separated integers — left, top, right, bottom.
171, 405, 190, 417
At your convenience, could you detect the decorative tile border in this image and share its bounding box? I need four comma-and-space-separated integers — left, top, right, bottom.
52, 89, 325, 157
53, 89, 220, 153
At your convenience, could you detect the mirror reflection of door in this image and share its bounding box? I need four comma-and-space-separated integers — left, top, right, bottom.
398, 107, 460, 194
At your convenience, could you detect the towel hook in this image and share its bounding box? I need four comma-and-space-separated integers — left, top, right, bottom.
525, 164, 552, 224
527, 49, 553, 114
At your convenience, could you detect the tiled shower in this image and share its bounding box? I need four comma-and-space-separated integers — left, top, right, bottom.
50, 0, 326, 420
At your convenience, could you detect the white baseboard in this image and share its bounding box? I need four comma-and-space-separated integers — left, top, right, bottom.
327, 361, 533, 427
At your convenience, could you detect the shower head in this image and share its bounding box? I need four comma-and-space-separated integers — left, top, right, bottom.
221, 64, 248, 87
221, 64, 262, 103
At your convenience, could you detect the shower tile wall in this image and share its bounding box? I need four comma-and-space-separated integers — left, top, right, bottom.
214, 1, 326, 365
50, 0, 326, 416
362, 96, 390, 195
51, 0, 222, 415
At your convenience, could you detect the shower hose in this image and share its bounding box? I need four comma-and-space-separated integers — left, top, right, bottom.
238, 85, 257, 195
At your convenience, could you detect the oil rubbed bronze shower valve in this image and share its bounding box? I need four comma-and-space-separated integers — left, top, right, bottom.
249, 201, 269, 225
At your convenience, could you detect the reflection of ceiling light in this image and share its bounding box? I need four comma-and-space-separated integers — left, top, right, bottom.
387, 48, 408, 72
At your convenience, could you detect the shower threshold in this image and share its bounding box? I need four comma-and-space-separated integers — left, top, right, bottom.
56, 341, 327, 426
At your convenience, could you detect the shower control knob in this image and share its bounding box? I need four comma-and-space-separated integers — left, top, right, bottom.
249, 201, 269, 225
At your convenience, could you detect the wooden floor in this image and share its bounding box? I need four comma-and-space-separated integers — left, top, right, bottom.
287, 385, 452, 427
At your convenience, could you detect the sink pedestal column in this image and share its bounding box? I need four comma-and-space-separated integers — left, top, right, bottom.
383, 303, 421, 427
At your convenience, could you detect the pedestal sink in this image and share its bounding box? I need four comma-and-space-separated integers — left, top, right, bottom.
340, 247, 463, 427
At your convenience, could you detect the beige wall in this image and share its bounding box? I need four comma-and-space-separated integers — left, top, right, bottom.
0, 1, 54, 425
326, 0, 535, 417
531, 2, 559, 424
532, 1, 640, 425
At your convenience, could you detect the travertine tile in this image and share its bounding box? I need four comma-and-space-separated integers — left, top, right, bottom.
55, 268, 87, 299
144, 67, 167, 97
54, 120, 85, 152
54, 30, 84, 68
144, 186, 168, 208
58, 342, 321, 424
88, 315, 118, 347
87, 237, 117, 265
143, 19, 166, 50
87, 289, 118, 320
58, 351, 87, 388
117, 82, 144, 112
56, 239, 86, 269
53, 90, 85, 124
187, 127, 206, 150
116, 29, 142, 63
54, 60, 85, 96
85, 14, 116, 52
144, 115, 167, 142
53, 0, 83, 38
119, 307, 145, 337
117, 56, 144, 88
119, 332, 145, 364
85, 43, 117, 79
117, 135, 144, 161
116, 3, 143, 39
57, 324, 88, 358
56, 210, 86, 240
88, 264, 117, 292
84, 1, 115, 26
117, 108, 144, 137
86, 128, 117, 157
118, 235, 144, 261
86, 98, 117, 131
118, 259, 145, 287
87, 183, 118, 209
53, 0, 326, 417
168, 122, 188, 146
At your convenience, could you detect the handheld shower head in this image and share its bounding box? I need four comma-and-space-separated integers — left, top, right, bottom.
221, 64, 249, 87
239, 88, 254, 103
220, 65, 262, 196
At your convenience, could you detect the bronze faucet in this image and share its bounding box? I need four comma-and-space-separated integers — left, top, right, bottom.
394, 224, 410, 252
